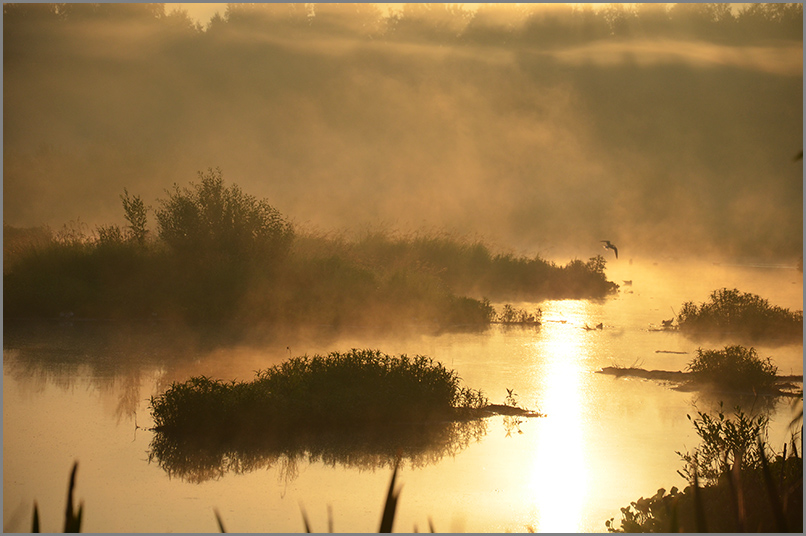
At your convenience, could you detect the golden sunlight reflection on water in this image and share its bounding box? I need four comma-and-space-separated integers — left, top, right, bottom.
2, 260, 802, 532
529, 301, 595, 532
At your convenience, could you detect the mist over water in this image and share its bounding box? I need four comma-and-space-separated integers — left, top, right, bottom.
3, 3, 803, 263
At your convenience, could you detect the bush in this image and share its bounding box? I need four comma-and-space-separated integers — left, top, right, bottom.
676, 403, 770, 485
4, 170, 617, 328
155, 167, 294, 266
677, 288, 803, 341
686, 345, 778, 392
150, 349, 489, 436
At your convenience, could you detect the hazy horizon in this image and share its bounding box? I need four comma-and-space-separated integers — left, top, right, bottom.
3, 3, 803, 263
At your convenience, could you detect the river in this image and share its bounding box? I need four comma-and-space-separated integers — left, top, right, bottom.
3, 257, 802, 533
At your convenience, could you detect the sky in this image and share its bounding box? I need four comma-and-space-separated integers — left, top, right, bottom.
175, 2, 226, 24
3, 3, 802, 263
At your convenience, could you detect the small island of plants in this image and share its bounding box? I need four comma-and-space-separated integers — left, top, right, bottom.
599, 344, 799, 397
676, 288, 803, 343
150, 348, 539, 440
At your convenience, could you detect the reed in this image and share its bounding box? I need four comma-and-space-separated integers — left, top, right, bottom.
31, 462, 82, 533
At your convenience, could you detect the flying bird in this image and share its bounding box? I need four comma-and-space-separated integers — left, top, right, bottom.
601, 240, 618, 259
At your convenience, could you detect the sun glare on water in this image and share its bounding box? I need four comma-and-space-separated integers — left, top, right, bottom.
527, 301, 597, 532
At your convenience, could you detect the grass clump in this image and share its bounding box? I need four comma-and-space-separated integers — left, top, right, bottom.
495, 304, 542, 324
686, 345, 779, 393
677, 288, 803, 342
150, 349, 488, 437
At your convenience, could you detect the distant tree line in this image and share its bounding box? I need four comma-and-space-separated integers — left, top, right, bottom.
3, 3, 803, 46
3, 2, 802, 262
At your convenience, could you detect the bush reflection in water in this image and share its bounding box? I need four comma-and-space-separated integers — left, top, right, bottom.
148, 418, 487, 484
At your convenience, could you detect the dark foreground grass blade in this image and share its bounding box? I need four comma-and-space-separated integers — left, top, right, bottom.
300, 504, 312, 533
32, 502, 40, 533
64, 462, 82, 533
213, 508, 227, 532
661, 495, 679, 533
379, 458, 401, 533
758, 438, 788, 532
691, 461, 707, 533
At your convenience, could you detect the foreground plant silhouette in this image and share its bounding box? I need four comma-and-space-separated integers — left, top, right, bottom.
31, 462, 83, 533
606, 405, 803, 532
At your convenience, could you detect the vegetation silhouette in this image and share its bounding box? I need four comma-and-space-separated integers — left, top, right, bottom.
598, 343, 801, 401
4, 170, 617, 332
686, 345, 780, 393
676, 288, 803, 344
606, 405, 803, 532
147, 348, 542, 483
148, 348, 523, 436
5, 3, 801, 45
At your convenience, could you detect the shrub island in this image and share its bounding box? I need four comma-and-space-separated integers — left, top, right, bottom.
676, 288, 803, 343
598, 344, 801, 397
149, 349, 541, 441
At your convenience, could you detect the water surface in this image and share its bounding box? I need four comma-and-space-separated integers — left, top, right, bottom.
3, 258, 802, 532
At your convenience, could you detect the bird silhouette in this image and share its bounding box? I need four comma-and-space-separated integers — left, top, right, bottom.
601, 240, 618, 259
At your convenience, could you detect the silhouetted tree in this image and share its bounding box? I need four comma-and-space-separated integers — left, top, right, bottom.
736, 3, 803, 40
155, 168, 293, 266
668, 3, 735, 41
388, 3, 472, 44
121, 188, 148, 245
521, 3, 583, 46
309, 3, 386, 38
462, 3, 521, 46
601, 3, 638, 37
634, 3, 672, 37
224, 3, 310, 35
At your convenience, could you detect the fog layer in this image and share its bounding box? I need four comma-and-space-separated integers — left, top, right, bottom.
4, 3, 803, 262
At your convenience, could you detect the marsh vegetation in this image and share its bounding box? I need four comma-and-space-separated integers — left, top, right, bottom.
147, 349, 544, 484
150, 349, 491, 436
4, 170, 616, 332
607, 405, 803, 533
4, 2, 803, 533
599, 344, 800, 398
676, 288, 803, 343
